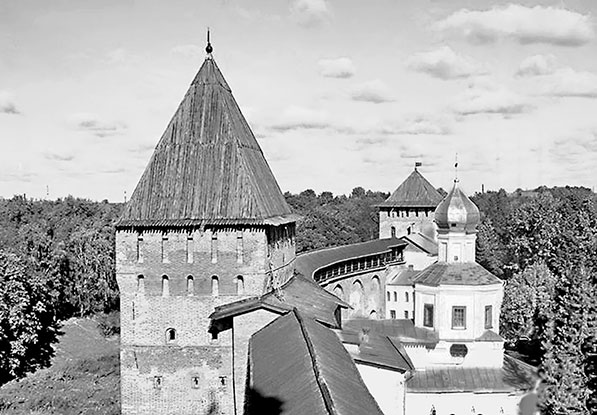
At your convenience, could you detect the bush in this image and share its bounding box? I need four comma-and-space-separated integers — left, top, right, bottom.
96, 312, 120, 337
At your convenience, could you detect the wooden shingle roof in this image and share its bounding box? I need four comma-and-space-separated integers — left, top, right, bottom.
119, 57, 294, 226
377, 169, 443, 208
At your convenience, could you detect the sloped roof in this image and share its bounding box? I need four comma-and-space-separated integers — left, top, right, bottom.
377, 169, 443, 208
344, 318, 439, 347
387, 268, 420, 286
476, 330, 504, 342
295, 237, 406, 280
120, 57, 294, 226
247, 310, 384, 415
336, 330, 414, 372
407, 355, 537, 393
209, 274, 348, 330
400, 233, 438, 256
413, 262, 502, 287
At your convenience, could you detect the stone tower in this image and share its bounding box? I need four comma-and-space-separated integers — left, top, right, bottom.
377, 166, 443, 239
115, 51, 297, 415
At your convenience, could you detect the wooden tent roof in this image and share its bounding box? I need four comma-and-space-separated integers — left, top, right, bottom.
377, 168, 443, 208
119, 56, 294, 226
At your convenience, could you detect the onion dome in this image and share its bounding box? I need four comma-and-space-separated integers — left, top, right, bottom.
434, 180, 480, 233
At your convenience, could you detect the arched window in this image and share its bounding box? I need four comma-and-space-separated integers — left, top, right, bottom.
369, 310, 378, 319
161, 275, 169, 297
372, 276, 380, 293
165, 328, 176, 343
333, 284, 344, 300
391, 226, 396, 238
350, 280, 364, 314
187, 276, 194, 295
137, 275, 145, 294
211, 276, 219, 296
236, 276, 245, 295
386, 291, 390, 301
405, 291, 409, 302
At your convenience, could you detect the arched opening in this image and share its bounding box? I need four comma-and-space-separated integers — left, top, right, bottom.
391, 226, 396, 238
350, 280, 364, 314
333, 284, 344, 300
372, 276, 380, 293
165, 328, 176, 343
161, 275, 169, 297
369, 310, 378, 319
236, 276, 245, 295
137, 275, 145, 294
187, 276, 194, 295
211, 276, 219, 296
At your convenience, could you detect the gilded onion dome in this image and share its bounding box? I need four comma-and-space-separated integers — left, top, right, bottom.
434, 180, 480, 233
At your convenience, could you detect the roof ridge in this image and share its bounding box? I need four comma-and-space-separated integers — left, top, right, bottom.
293, 309, 338, 415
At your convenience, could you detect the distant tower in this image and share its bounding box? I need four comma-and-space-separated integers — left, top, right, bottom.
115, 39, 297, 415
377, 163, 443, 239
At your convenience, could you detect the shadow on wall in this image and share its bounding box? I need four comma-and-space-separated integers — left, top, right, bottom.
244, 387, 284, 415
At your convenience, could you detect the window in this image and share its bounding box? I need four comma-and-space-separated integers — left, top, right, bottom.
450, 344, 468, 358
404, 311, 409, 319
452, 306, 466, 329
186, 233, 194, 263
166, 328, 176, 343
161, 276, 169, 297
211, 276, 219, 296
424, 304, 434, 328
187, 276, 194, 295
369, 310, 377, 319
136, 234, 143, 263
191, 377, 200, 389
387, 291, 391, 301
391, 226, 396, 238
137, 275, 145, 294
153, 376, 163, 389
390, 310, 396, 319
405, 292, 409, 302
161, 232, 168, 263
211, 232, 218, 263
485, 305, 493, 329
236, 276, 245, 295
236, 231, 243, 263
394, 292, 398, 302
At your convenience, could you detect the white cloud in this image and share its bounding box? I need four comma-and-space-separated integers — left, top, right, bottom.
542, 68, 597, 98
68, 113, 128, 137
291, 0, 331, 27
0, 92, 20, 114
270, 106, 330, 131
436, 4, 594, 46
406, 46, 486, 80
171, 44, 203, 59
452, 80, 532, 116
350, 80, 394, 104
318, 57, 355, 78
516, 54, 558, 77
395, 114, 452, 135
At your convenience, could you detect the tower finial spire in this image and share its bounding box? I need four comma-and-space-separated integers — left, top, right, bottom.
454, 153, 459, 183
206, 27, 213, 55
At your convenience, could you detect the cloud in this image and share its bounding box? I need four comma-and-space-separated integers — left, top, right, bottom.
350, 80, 394, 103
551, 132, 597, 165
291, 0, 331, 27
452, 80, 533, 116
171, 44, 203, 59
0, 92, 20, 114
406, 46, 487, 80
393, 115, 452, 135
318, 57, 355, 78
68, 113, 128, 137
516, 54, 558, 77
436, 4, 594, 46
44, 152, 75, 162
270, 106, 330, 131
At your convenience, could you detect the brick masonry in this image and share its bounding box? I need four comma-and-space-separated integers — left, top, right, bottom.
117, 223, 295, 415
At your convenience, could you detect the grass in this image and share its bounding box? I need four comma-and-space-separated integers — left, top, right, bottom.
0, 317, 120, 415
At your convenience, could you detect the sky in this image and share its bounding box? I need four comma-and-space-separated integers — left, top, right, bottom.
1, 0, 597, 201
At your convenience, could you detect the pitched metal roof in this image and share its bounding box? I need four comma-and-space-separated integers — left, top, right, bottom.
344, 318, 439, 347
120, 57, 294, 225
407, 355, 537, 393
377, 169, 443, 208
247, 310, 384, 415
476, 330, 504, 342
400, 233, 438, 255
387, 268, 420, 286
413, 262, 502, 286
295, 238, 406, 280
209, 274, 348, 330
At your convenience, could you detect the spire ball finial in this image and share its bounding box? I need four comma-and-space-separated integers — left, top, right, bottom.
206, 28, 213, 55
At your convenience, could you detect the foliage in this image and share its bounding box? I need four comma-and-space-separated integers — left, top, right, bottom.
96, 311, 120, 337
0, 250, 59, 385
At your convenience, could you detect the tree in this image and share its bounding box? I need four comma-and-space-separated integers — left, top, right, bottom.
0, 250, 59, 385
475, 218, 506, 277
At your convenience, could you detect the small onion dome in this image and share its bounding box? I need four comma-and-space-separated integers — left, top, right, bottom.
434, 180, 480, 233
